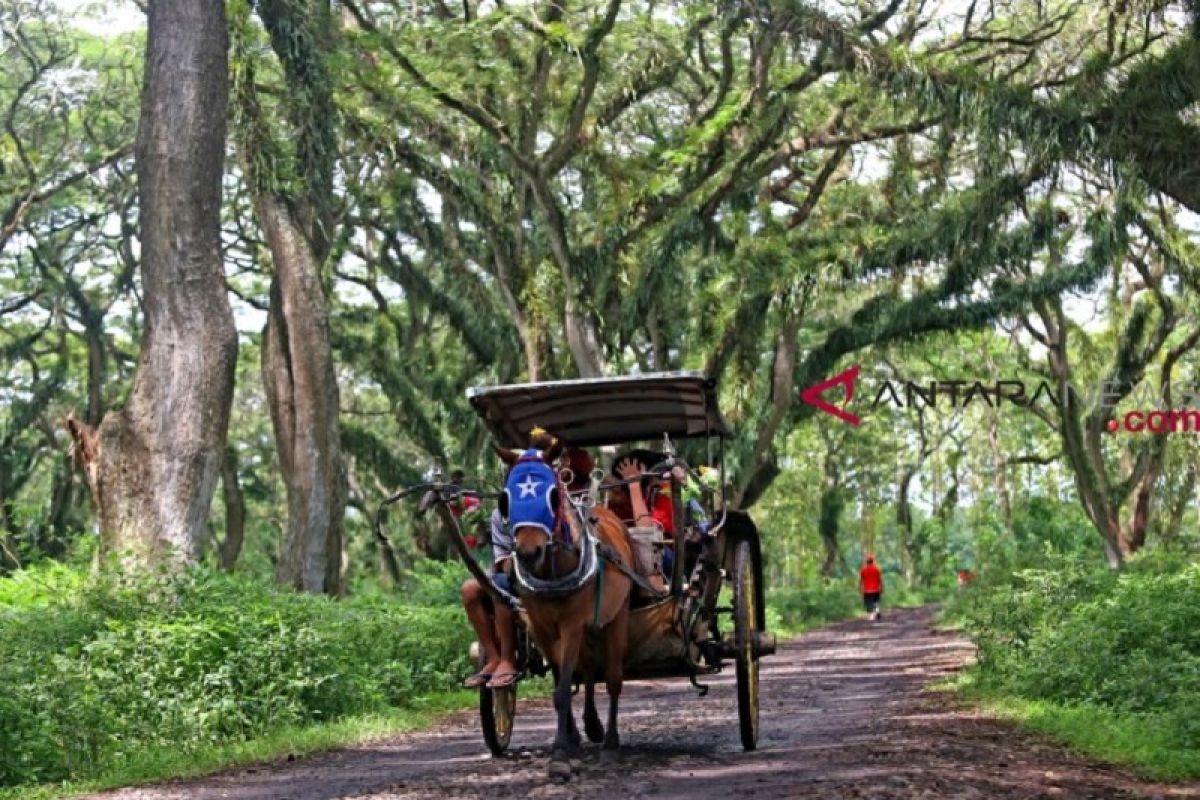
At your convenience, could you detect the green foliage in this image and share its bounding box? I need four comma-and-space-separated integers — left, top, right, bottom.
398, 559, 467, 607
949, 552, 1200, 767
969, 497, 1102, 580
767, 582, 862, 635
0, 564, 473, 788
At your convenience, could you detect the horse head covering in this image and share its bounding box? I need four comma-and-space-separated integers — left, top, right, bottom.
503, 449, 561, 535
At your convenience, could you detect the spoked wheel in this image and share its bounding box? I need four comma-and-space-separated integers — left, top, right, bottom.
480, 681, 517, 755
733, 539, 760, 751
477, 649, 517, 756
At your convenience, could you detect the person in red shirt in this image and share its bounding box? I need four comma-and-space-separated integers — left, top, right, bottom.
859, 555, 884, 621
612, 451, 676, 581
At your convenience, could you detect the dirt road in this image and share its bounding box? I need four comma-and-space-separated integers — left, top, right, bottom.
93, 606, 1198, 800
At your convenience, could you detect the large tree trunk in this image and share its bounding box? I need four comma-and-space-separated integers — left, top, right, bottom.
256, 195, 346, 594
1032, 292, 1195, 568
563, 296, 606, 378
239, 0, 347, 594
68, 0, 236, 568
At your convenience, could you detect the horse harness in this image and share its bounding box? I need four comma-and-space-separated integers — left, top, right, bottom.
510, 503, 668, 629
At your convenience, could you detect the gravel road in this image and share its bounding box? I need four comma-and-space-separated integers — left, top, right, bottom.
88, 605, 1199, 800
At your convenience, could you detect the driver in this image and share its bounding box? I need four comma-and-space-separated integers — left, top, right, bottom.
461, 436, 594, 690
461, 508, 519, 689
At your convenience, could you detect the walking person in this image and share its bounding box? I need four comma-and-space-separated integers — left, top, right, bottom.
860, 554, 883, 621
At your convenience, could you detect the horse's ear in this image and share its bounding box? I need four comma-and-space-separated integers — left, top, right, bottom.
493, 444, 519, 466
542, 439, 564, 465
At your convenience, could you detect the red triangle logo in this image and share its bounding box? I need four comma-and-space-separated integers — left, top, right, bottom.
800, 365, 861, 426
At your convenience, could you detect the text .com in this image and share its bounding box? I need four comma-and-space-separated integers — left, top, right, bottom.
1108, 410, 1200, 434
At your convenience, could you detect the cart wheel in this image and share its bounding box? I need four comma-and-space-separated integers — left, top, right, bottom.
733, 539, 759, 751
479, 675, 517, 756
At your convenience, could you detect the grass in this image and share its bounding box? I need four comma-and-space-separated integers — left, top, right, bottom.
0, 566, 927, 799
2, 678, 556, 800
3, 674, 558, 800
0, 690, 477, 800
2, 588, 848, 799
948, 674, 1200, 782
936, 556, 1200, 783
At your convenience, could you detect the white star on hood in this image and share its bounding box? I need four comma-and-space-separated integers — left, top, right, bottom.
517, 475, 542, 498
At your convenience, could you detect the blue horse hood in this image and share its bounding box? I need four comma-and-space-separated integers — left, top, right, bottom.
504, 453, 559, 535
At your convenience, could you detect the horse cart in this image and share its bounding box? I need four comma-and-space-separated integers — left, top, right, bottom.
376, 372, 775, 760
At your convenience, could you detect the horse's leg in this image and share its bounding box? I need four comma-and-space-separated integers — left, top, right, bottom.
567, 688, 582, 748
547, 663, 582, 748
550, 622, 585, 779
583, 680, 604, 743
601, 596, 629, 759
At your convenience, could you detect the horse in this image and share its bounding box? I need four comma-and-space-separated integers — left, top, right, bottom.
496, 443, 634, 779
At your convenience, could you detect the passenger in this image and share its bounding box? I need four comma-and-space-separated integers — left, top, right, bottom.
612, 451, 676, 581
559, 446, 595, 498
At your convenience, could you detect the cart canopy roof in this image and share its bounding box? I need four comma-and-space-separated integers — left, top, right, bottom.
467, 371, 730, 448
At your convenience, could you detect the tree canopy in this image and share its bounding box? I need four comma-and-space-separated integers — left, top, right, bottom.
1, 0, 1197, 581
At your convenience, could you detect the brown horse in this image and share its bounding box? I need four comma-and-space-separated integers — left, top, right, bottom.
497, 444, 634, 779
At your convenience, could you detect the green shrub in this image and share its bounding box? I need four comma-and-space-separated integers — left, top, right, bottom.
400, 559, 469, 606
768, 582, 861, 633
0, 565, 473, 788
950, 553, 1200, 754
948, 552, 1119, 676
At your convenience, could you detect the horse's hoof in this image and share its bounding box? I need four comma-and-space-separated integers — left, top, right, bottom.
548, 759, 573, 783
584, 716, 605, 743
567, 728, 583, 748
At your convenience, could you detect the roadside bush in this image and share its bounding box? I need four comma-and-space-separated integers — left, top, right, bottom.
401, 558, 469, 606
768, 582, 861, 632
0, 564, 473, 788
949, 552, 1118, 675
950, 552, 1200, 750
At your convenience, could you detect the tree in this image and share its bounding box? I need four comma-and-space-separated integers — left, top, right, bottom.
1019, 196, 1200, 567
1, 1, 143, 568
816, 427, 850, 578
67, 0, 237, 567
232, 0, 347, 593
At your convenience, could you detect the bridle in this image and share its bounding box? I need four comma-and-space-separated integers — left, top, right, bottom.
511, 456, 572, 570
506, 456, 599, 597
